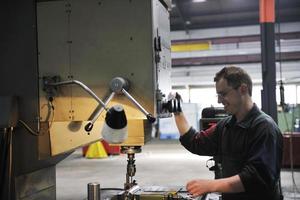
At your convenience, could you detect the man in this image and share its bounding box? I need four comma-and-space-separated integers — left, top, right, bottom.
172, 66, 283, 200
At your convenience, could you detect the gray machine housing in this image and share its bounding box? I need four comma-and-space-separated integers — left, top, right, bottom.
0, 0, 171, 199
37, 0, 171, 121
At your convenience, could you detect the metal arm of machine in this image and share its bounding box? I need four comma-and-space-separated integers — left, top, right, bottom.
43, 76, 156, 133
109, 77, 156, 123
43, 77, 112, 132
84, 92, 115, 132
44, 79, 109, 111
121, 88, 156, 123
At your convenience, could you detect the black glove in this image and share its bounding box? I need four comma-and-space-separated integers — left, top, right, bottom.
165, 92, 182, 114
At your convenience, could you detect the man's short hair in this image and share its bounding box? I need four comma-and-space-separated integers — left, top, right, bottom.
214, 66, 253, 96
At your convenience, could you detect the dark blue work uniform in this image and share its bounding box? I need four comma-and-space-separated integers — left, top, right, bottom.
180, 104, 283, 200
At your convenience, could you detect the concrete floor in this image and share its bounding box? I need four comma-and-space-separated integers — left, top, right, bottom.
56, 139, 300, 200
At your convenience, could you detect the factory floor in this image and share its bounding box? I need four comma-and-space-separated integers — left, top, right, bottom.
56, 138, 300, 200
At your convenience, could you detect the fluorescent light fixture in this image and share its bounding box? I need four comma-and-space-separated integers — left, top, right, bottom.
193, 0, 206, 2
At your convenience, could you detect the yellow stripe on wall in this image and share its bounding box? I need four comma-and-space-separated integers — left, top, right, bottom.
171, 42, 210, 52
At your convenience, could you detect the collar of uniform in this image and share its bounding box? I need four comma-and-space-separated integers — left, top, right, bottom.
225, 104, 259, 129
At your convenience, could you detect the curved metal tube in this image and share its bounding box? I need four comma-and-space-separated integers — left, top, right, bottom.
45, 78, 155, 128
45, 79, 116, 131
46, 80, 109, 111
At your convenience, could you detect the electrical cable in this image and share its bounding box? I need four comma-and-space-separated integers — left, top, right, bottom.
18, 99, 55, 136
0, 99, 55, 198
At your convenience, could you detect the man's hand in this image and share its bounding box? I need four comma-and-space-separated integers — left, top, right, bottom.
186, 179, 214, 197
186, 175, 245, 197
166, 92, 182, 114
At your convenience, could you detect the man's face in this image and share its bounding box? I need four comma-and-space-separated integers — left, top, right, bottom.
215, 78, 241, 115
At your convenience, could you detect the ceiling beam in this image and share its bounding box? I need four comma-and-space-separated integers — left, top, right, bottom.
171, 31, 300, 45
172, 51, 300, 67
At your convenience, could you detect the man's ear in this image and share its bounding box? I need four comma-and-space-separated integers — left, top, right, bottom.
240, 83, 248, 95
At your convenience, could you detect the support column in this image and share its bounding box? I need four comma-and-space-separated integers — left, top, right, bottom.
260, 0, 278, 122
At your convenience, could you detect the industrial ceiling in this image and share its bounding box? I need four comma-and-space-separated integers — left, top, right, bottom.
169, 0, 300, 87
170, 0, 300, 31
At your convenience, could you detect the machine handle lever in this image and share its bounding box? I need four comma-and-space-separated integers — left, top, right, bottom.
121, 88, 156, 123
85, 122, 93, 132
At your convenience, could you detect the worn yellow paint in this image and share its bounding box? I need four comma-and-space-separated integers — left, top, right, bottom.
39, 119, 145, 157
171, 42, 210, 52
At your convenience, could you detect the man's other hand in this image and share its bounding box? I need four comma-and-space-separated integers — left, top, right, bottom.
166, 92, 182, 114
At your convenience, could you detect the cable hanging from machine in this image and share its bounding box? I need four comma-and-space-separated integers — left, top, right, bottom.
18, 98, 55, 136
276, 0, 285, 109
